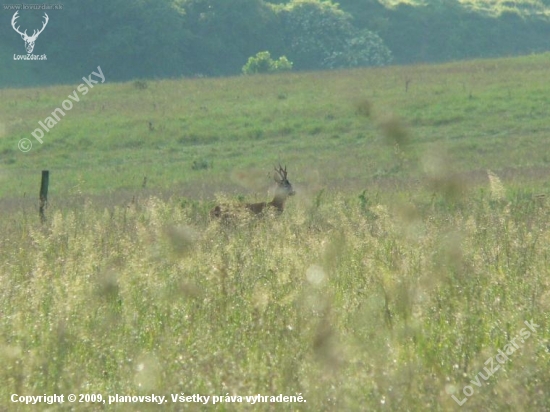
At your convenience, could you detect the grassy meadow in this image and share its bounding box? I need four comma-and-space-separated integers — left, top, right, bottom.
1, 53, 550, 411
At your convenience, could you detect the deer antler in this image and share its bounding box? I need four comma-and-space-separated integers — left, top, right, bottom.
11, 11, 26, 37
274, 164, 287, 182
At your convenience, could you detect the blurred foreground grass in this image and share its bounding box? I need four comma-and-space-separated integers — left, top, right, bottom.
0, 172, 549, 411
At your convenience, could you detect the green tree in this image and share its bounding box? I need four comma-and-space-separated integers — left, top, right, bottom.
324, 29, 392, 69
277, 0, 392, 70
1, 0, 192, 86
180, 0, 283, 75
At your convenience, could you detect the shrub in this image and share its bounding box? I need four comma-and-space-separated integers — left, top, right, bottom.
242, 51, 293, 74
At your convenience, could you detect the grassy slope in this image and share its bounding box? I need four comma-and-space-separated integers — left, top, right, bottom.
1, 53, 550, 202
0, 55, 549, 411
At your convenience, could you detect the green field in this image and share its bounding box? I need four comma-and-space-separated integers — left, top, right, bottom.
0, 54, 549, 411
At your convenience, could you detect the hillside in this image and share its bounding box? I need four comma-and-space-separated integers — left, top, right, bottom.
1, 53, 550, 204
1, 54, 549, 411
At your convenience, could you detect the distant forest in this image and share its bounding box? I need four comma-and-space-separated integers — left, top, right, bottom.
2, 0, 550, 87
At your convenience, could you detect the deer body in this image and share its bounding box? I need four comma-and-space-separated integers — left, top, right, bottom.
211, 165, 295, 219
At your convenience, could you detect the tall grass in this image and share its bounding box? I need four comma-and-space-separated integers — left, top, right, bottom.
1, 176, 548, 410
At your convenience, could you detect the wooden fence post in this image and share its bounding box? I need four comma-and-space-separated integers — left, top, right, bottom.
39, 170, 49, 223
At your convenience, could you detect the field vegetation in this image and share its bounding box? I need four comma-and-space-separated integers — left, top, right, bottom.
0, 54, 549, 410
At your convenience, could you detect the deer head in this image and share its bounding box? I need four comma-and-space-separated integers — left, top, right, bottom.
12, 11, 49, 54
273, 164, 295, 200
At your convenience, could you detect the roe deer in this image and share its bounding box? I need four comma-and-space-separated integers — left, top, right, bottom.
211, 165, 295, 218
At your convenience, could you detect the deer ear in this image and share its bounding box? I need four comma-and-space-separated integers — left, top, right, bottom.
20, 34, 25, 40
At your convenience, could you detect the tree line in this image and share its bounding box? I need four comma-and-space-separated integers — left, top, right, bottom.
2, 0, 550, 87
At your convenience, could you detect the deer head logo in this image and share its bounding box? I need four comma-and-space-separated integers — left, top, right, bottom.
11, 11, 49, 54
